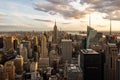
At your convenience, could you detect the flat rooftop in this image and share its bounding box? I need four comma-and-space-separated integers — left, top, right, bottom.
81, 49, 99, 54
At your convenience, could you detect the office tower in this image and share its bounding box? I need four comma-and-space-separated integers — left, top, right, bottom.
61, 39, 72, 63
87, 26, 97, 48
4, 36, 14, 51
104, 43, 118, 80
14, 55, 23, 74
13, 39, 19, 50
20, 44, 28, 62
116, 57, 120, 80
4, 61, 15, 80
0, 37, 3, 49
53, 21, 58, 43
80, 49, 102, 80
67, 64, 83, 80
21, 41, 31, 58
99, 50, 105, 80
0, 65, 4, 80
40, 34, 48, 58
30, 62, 38, 72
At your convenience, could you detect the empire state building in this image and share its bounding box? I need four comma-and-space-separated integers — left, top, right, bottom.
53, 21, 58, 43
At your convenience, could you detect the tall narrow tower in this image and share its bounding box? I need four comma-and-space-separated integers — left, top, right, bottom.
110, 15, 112, 35
53, 21, 58, 43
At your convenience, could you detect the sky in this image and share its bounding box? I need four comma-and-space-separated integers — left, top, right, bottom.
0, 0, 120, 31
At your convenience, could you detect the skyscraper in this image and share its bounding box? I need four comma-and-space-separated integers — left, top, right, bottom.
61, 39, 72, 63
87, 26, 97, 48
13, 39, 19, 50
80, 49, 102, 80
104, 43, 118, 80
4, 61, 15, 80
40, 34, 48, 58
4, 36, 14, 51
20, 44, 28, 62
21, 41, 31, 58
53, 21, 58, 43
14, 55, 23, 74
116, 57, 120, 80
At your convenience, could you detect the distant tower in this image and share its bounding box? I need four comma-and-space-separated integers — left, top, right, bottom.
53, 21, 58, 43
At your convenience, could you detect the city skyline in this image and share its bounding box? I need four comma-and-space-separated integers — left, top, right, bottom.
0, 0, 120, 31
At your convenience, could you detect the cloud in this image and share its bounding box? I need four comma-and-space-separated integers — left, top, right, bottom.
34, 19, 52, 22
34, 0, 90, 19
103, 10, 120, 21
80, 0, 120, 20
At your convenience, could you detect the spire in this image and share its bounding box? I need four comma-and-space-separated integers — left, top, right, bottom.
54, 20, 57, 29
54, 20, 57, 27
55, 20, 56, 26
110, 15, 112, 35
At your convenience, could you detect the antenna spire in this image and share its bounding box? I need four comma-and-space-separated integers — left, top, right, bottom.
89, 14, 91, 27
110, 15, 112, 35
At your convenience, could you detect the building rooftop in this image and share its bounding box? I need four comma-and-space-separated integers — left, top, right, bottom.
67, 64, 82, 73
81, 49, 99, 54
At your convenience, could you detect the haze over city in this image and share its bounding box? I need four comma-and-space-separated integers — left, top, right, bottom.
0, 0, 120, 31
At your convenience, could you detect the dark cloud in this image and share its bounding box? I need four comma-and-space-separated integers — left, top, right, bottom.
34, 19, 52, 22
34, 0, 90, 19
